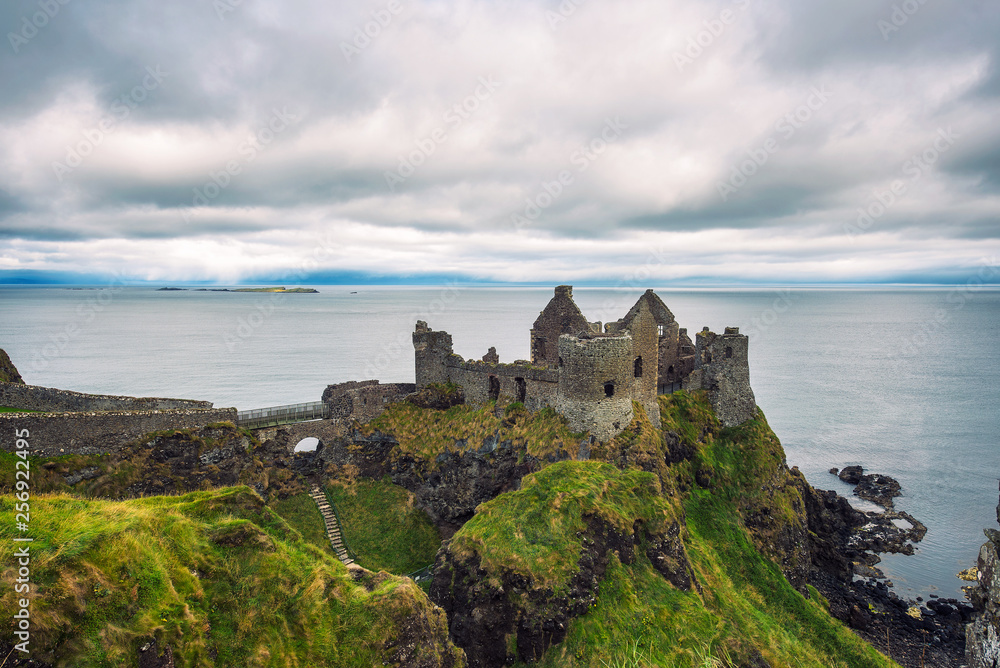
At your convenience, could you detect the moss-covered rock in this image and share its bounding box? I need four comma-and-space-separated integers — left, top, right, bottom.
0, 348, 24, 384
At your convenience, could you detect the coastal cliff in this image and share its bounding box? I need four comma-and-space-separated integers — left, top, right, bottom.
965, 490, 1000, 667
0, 387, 965, 666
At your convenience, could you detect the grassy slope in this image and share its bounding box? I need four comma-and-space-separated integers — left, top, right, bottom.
365, 400, 586, 464
440, 392, 897, 668
325, 478, 441, 574
0, 487, 458, 667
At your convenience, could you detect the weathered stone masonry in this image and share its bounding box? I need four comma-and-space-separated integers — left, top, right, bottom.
0, 381, 213, 413
414, 286, 757, 441
0, 408, 238, 457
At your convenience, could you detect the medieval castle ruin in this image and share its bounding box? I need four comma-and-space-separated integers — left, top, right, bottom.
413, 286, 756, 440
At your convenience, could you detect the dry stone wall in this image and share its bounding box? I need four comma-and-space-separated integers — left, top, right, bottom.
0, 408, 238, 457
0, 381, 213, 413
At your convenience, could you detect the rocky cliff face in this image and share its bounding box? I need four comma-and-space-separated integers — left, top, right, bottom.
428, 462, 694, 668
967, 491, 1000, 668
0, 348, 24, 384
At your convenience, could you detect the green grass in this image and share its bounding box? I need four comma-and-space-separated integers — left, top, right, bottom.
364, 399, 586, 465
0, 406, 38, 412
444, 393, 899, 668
0, 487, 461, 667
451, 461, 679, 592
325, 478, 441, 574
269, 492, 335, 557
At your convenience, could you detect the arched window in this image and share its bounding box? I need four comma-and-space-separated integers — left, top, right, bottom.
634, 357, 643, 378
725, 346, 733, 359
604, 382, 615, 398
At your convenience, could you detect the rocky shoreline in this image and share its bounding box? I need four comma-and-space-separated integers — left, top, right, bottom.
815, 466, 973, 668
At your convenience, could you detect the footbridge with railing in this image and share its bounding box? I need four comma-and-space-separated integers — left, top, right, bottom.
236, 401, 330, 429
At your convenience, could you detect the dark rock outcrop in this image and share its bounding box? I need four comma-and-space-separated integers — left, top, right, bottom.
430, 516, 692, 668
966, 490, 1000, 667
0, 348, 24, 384
838, 465, 864, 485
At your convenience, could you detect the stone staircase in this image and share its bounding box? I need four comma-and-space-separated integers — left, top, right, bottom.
309, 485, 355, 566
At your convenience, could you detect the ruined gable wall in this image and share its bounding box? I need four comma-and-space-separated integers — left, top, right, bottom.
626, 301, 661, 428
530, 285, 591, 366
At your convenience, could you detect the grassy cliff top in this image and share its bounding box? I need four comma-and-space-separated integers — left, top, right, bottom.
450, 460, 678, 589
364, 399, 586, 464
0, 486, 461, 667
440, 392, 898, 668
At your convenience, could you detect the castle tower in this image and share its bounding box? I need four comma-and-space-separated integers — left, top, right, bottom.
556, 332, 635, 442
687, 326, 756, 428
625, 298, 661, 428
530, 286, 592, 367
413, 321, 454, 388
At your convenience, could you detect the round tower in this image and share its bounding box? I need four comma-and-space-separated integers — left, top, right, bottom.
556, 332, 634, 442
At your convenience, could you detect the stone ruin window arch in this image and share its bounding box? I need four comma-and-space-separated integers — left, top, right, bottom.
725, 346, 733, 359
515, 377, 526, 403
658, 325, 665, 337
604, 382, 615, 398
488, 375, 500, 401
634, 356, 643, 378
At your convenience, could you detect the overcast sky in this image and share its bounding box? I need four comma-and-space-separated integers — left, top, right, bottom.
0, 0, 998, 285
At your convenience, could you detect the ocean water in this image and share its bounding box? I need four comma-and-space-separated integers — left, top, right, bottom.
1, 284, 998, 599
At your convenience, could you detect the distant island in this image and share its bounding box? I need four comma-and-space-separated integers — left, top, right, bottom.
157, 286, 319, 293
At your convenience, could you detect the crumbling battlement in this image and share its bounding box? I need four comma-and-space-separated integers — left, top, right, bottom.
413, 286, 756, 440
684, 326, 756, 428
321, 380, 417, 424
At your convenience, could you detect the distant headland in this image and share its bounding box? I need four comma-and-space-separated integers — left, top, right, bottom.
156, 286, 319, 293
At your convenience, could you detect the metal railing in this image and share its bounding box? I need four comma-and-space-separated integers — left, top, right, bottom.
236, 401, 330, 429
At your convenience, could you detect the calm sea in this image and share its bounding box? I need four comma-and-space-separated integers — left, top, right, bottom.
1, 285, 998, 599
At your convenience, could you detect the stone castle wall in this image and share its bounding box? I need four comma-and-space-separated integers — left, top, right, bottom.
445, 358, 559, 412
555, 334, 635, 441
0, 381, 213, 413
322, 380, 416, 424
0, 408, 238, 457
686, 327, 756, 428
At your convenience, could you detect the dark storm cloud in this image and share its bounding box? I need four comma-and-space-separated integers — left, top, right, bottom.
0, 0, 998, 283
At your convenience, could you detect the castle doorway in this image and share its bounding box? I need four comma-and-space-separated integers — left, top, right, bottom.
515, 377, 526, 403
488, 375, 500, 401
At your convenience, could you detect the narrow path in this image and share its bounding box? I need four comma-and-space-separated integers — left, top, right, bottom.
309, 485, 355, 566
